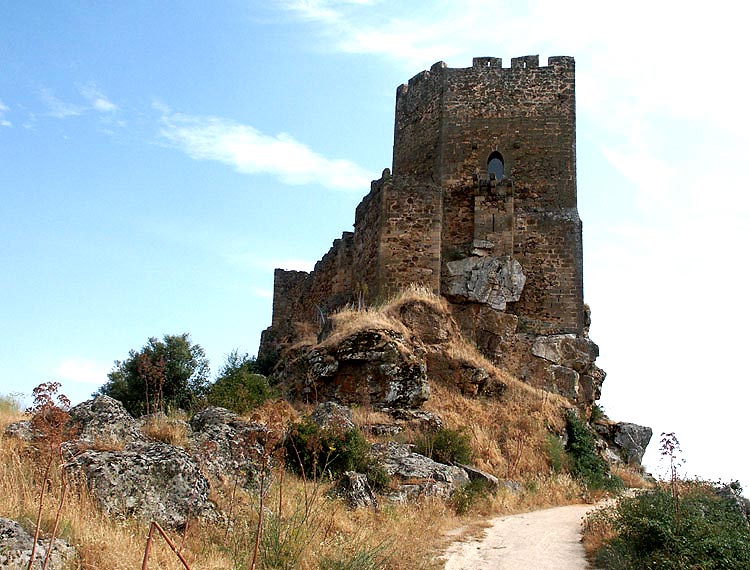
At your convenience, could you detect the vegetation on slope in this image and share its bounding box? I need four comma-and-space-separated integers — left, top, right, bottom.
1, 285, 648, 569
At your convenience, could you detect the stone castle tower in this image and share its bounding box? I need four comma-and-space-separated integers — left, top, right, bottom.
261, 56, 603, 405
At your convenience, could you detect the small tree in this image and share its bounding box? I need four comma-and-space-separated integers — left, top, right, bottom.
97, 333, 209, 416
207, 350, 274, 415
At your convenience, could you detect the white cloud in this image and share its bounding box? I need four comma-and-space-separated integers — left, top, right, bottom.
79, 83, 118, 112
0, 100, 11, 127
56, 358, 110, 385
159, 111, 377, 191
39, 88, 86, 118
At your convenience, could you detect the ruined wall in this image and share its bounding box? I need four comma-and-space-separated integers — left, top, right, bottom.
378, 175, 443, 296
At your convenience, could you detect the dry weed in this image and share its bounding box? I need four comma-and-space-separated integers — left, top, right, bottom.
140, 413, 190, 448
612, 464, 655, 489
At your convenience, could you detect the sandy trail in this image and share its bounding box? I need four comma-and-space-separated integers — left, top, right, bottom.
442, 504, 597, 570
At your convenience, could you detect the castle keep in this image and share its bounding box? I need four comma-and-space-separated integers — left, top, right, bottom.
262, 55, 604, 405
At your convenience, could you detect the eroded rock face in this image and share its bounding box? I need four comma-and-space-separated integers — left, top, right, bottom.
445, 256, 526, 311
334, 471, 378, 509
188, 406, 269, 489
278, 330, 429, 409
531, 335, 599, 373
371, 441, 469, 501
68, 395, 144, 446
310, 402, 355, 431
64, 441, 215, 529
0, 518, 76, 570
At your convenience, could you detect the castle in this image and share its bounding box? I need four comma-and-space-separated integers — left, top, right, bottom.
260, 55, 605, 406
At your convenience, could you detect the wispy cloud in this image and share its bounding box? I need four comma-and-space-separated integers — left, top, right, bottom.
79, 82, 118, 112
56, 358, 110, 385
159, 110, 377, 191
39, 88, 85, 118
39, 84, 119, 119
0, 100, 11, 127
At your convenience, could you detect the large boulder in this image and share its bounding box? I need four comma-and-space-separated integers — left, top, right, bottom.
594, 421, 653, 467
64, 441, 215, 529
444, 256, 525, 311
0, 518, 76, 570
371, 442, 469, 501
278, 329, 429, 409
188, 406, 269, 489
531, 335, 599, 374
67, 395, 144, 447
611, 422, 653, 465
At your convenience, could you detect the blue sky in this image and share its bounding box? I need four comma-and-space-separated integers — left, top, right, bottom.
2, 1, 749, 489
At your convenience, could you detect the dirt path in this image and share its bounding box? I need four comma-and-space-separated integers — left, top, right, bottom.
442, 504, 597, 570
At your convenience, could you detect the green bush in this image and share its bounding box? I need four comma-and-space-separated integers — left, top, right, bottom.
565, 413, 622, 492
450, 479, 491, 515
207, 350, 275, 414
545, 433, 568, 474
414, 428, 472, 465
285, 419, 385, 487
593, 483, 750, 569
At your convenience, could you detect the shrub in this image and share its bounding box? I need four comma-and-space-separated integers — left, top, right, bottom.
592, 482, 750, 569
318, 542, 391, 570
0, 393, 22, 415
285, 419, 384, 486
450, 479, 491, 515
414, 428, 472, 465
565, 413, 622, 492
208, 350, 276, 414
545, 433, 568, 474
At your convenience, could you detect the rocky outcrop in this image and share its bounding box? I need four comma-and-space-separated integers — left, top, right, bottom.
334, 471, 378, 509
445, 256, 525, 311
310, 401, 355, 431
3, 421, 33, 442
64, 441, 216, 529
456, 463, 500, 491
611, 423, 653, 465
426, 353, 506, 398
68, 395, 144, 446
371, 442, 469, 501
277, 329, 429, 408
188, 406, 269, 489
0, 518, 76, 570
594, 421, 653, 467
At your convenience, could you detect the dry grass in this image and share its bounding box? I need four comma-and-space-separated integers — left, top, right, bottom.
139, 413, 191, 448
380, 283, 449, 316
581, 503, 618, 558
424, 380, 566, 480
320, 307, 411, 350
612, 464, 655, 489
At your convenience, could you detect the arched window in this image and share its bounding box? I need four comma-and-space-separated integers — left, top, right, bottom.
487, 152, 505, 180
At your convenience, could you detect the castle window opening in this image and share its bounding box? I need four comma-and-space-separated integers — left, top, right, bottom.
488, 152, 505, 180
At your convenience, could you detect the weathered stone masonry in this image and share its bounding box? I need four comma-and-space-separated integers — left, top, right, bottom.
261, 56, 605, 405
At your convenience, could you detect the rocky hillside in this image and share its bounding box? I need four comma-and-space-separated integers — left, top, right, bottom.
0, 288, 650, 569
